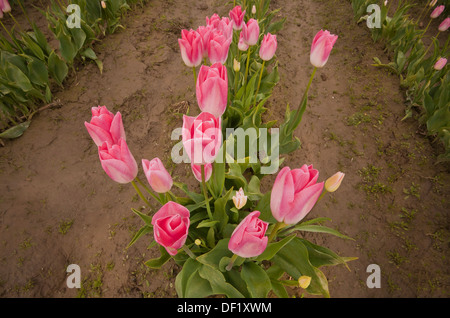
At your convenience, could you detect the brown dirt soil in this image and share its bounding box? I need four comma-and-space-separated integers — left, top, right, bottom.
0, 0, 449, 298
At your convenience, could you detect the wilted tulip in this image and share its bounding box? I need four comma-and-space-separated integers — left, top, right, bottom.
196, 62, 228, 117
430, 5, 445, 18
232, 188, 248, 209
182, 112, 222, 165
438, 17, 450, 32
310, 30, 338, 68
178, 29, 203, 67
152, 201, 190, 256
228, 211, 268, 258
242, 19, 260, 46
85, 106, 126, 147
434, 57, 447, 70
324, 172, 345, 192
191, 162, 212, 182
142, 158, 173, 193
98, 139, 138, 184
229, 5, 246, 30
259, 33, 277, 61
270, 165, 324, 225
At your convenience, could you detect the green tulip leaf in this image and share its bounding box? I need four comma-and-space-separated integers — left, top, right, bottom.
241, 262, 271, 298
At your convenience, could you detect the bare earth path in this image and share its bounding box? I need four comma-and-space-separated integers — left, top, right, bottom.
0, 0, 448, 298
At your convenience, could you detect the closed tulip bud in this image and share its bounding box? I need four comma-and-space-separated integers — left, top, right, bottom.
242, 19, 260, 46
178, 29, 203, 67
238, 31, 249, 51
430, 0, 437, 7
191, 162, 212, 182
384, 0, 388, 6
233, 58, 240, 72
259, 33, 277, 61
142, 158, 173, 193
233, 188, 248, 209
101, 1, 106, 9
195, 239, 202, 246
434, 57, 447, 70
98, 139, 138, 184
438, 17, 450, 32
252, 5, 256, 15
196, 63, 228, 117
85, 105, 126, 147
430, 5, 445, 19
310, 30, 338, 68
270, 165, 324, 225
325, 172, 345, 192
229, 5, 246, 30
298, 276, 312, 289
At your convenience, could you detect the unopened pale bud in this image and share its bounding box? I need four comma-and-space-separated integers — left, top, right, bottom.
298, 276, 312, 289
101, 1, 106, 9
430, 0, 437, 7
232, 188, 247, 209
195, 239, 202, 246
233, 58, 240, 72
252, 5, 256, 15
325, 172, 345, 192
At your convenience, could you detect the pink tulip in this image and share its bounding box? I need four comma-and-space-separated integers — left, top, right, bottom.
152, 201, 190, 256
438, 17, 450, 32
259, 33, 277, 61
217, 17, 234, 40
434, 57, 447, 70
85, 106, 126, 147
196, 63, 228, 117
98, 139, 138, 184
208, 30, 232, 64
178, 29, 203, 67
228, 211, 268, 258
242, 19, 260, 46
206, 13, 221, 29
229, 5, 246, 30
310, 30, 338, 68
0, 0, 11, 15
238, 31, 249, 51
182, 112, 222, 165
430, 5, 445, 19
191, 162, 212, 182
197, 25, 212, 58
142, 158, 173, 193
270, 165, 324, 225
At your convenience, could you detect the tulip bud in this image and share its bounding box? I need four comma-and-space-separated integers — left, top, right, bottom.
98, 139, 138, 184
101, 1, 106, 9
310, 30, 338, 68
233, 188, 248, 209
438, 17, 450, 32
238, 32, 249, 51
259, 33, 277, 61
1, 0, 11, 14
430, 0, 437, 7
298, 276, 312, 289
325, 172, 345, 192
195, 239, 202, 246
384, 0, 388, 6
142, 158, 173, 193
233, 58, 240, 72
430, 5, 445, 19
434, 57, 447, 71
252, 5, 256, 15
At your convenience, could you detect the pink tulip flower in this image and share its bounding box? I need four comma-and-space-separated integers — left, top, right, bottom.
152, 201, 190, 256
206, 13, 221, 29
229, 5, 246, 30
197, 25, 212, 58
259, 33, 277, 61
182, 112, 222, 165
98, 139, 138, 184
238, 31, 249, 51
191, 162, 212, 182
217, 17, 234, 40
178, 29, 203, 67
430, 5, 445, 19
0, 0, 11, 17
142, 158, 173, 193
196, 62, 228, 117
228, 211, 268, 258
242, 19, 260, 46
270, 165, 324, 225
85, 105, 126, 147
310, 30, 338, 68
438, 17, 450, 32
208, 30, 232, 64
434, 57, 447, 70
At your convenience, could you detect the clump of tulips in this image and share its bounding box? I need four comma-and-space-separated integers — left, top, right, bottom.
85, 0, 354, 298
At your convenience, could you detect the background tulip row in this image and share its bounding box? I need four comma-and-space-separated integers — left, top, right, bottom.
351, 0, 449, 162
84, 0, 356, 298
0, 0, 147, 140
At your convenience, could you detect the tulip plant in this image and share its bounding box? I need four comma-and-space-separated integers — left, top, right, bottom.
86, 0, 355, 298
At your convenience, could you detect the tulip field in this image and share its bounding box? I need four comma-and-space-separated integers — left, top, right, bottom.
0, 0, 449, 301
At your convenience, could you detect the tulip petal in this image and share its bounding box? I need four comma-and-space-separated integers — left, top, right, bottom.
270, 167, 294, 223
285, 181, 324, 224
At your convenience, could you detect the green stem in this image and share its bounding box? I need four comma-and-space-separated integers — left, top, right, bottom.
131, 180, 150, 206
168, 190, 177, 202
316, 189, 328, 204
135, 176, 163, 204
243, 46, 251, 92
193, 66, 197, 86
268, 222, 286, 243
8, 12, 22, 31
226, 254, 238, 271
253, 60, 265, 108
201, 165, 213, 220
0, 20, 24, 54
182, 245, 196, 259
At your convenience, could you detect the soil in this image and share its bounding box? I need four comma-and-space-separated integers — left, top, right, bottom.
0, 0, 449, 298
